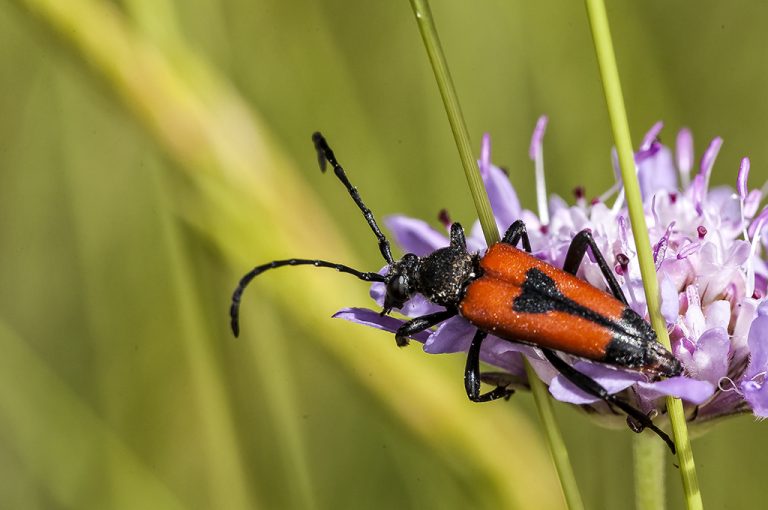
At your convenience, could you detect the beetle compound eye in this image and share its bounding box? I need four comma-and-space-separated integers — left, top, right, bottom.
395, 275, 409, 295
382, 274, 413, 313
389, 275, 410, 301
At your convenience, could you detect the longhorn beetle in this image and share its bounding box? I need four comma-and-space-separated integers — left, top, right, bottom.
230, 132, 683, 453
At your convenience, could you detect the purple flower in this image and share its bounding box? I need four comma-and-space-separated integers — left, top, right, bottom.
335, 119, 768, 427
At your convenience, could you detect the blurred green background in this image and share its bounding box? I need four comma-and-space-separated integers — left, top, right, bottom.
0, 1, 765, 509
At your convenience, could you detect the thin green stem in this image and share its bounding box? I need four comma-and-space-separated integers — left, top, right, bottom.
409, 2, 583, 509
408, 0, 497, 242
633, 434, 665, 510
583, 1, 702, 509
524, 362, 584, 510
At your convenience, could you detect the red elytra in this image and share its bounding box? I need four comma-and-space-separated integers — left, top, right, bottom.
461, 243, 622, 359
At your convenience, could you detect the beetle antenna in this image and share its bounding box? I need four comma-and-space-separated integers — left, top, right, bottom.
230, 258, 386, 337
312, 132, 395, 264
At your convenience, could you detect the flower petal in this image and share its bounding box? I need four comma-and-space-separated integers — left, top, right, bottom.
548, 361, 643, 404
637, 144, 677, 199
742, 380, 768, 417
369, 277, 440, 318
398, 295, 442, 317
480, 163, 521, 231
467, 221, 488, 253
704, 300, 730, 331
660, 272, 680, 324
384, 215, 448, 257
745, 305, 768, 379
636, 377, 714, 404
333, 307, 432, 342
690, 327, 731, 385
481, 336, 533, 377
424, 316, 475, 354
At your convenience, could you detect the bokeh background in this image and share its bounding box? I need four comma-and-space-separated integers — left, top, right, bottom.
0, 1, 765, 509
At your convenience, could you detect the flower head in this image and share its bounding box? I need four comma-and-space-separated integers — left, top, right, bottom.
335, 118, 768, 427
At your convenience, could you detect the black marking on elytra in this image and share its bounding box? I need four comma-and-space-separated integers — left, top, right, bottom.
512, 268, 564, 313
513, 269, 655, 346
513, 268, 608, 326
604, 309, 682, 376
619, 308, 656, 338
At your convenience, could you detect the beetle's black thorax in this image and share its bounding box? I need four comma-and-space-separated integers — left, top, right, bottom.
415, 245, 479, 308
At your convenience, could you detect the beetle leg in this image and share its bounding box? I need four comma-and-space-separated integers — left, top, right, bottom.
563, 230, 628, 305
394, 309, 456, 347
465, 330, 514, 402
542, 349, 676, 454
501, 220, 532, 252
449, 222, 467, 249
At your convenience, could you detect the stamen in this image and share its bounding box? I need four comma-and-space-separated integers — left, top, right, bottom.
641, 121, 664, 151
653, 222, 675, 267
529, 116, 550, 225
737, 157, 751, 200
738, 157, 752, 240
597, 182, 620, 203
438, 209, 452, 229
573, 186, 586, 209
676, 128, 694, 189
609, 148, 626, 213
614, 222, 639, 307
615, 252, 630, 275
692, 174, 705, 216
677, 241, 701, 260
697, 225, 707, 239
748, 206, 768, 237
611, 188, 626, 215
744, 189, 762, 219
686, 285, 701, 310
718, 376, 741, 395
746, 215, 767, 298
699, 136, 723, 191
480, 133, 491, 176
636, 140, 662, 163
651, 194, 661, 229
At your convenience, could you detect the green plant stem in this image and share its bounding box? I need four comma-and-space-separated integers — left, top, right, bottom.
583, 1, 702, 509
524, 362, 584, 510
408, 0, 496, 240
633, 434, 665, 510
409, 2, 583, 509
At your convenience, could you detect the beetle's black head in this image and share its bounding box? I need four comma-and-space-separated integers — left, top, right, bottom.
382, 253, 420, 315
380, 222, 478, 315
